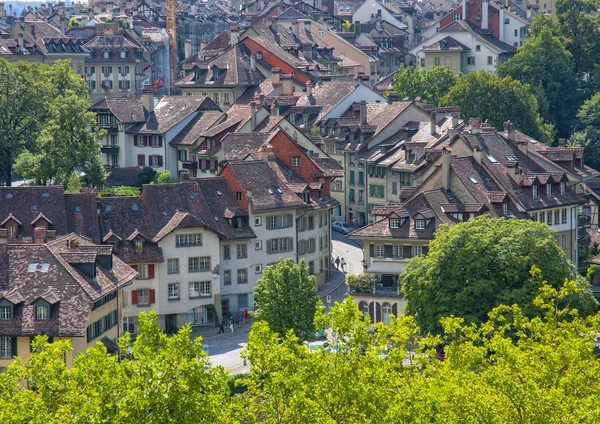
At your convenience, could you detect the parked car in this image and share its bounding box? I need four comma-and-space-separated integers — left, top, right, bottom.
332, 221, 352, 234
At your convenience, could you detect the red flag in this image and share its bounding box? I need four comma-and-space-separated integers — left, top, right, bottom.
152, 77, 164, 89
143, 63, 153, 72
101, 83, 110, 92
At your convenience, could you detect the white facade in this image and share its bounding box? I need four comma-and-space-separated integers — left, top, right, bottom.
297, 209, 333, 285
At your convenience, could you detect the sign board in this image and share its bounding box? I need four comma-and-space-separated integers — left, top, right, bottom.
326, 295, 332, 304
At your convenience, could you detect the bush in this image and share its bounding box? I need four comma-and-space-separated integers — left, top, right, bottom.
346, 274, 373, 290
136, 166, 156, 187
99, 186, 141, 197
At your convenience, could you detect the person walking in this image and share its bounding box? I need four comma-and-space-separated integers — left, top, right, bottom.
218, 318, 225, 334
340, 258, 346, 271
243, 308, 249, 325
230, 317, 234, 333
335, 256, 341, 269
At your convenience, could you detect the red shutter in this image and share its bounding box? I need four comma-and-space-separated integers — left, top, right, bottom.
131, 290, 138, 305
138, 155, 145, 166
148, 155, 152, 166
148, 264, 155, 278
149, 289, 155, 304
158, 136, 163, 147
158, 156, 163, 167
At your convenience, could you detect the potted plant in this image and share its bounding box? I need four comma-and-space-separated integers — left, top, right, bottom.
345, 274, 374, 293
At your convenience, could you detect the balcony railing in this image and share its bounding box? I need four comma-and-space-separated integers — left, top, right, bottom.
101, 145, 119, 154
349, 283, 402, 298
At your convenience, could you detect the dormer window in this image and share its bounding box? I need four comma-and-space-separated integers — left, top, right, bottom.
560, 182, 565, 195
389, 219, 400, 229
120, 50, 126, 59
503, 202, 508, 215
35, 305, 48, 321
415, 220, 426, 230
532, 185, 538, 200
0, 305, 12, 321
6, 224, 17, 239
134, 240, 145, 255
103, 50, 110, 59
302, 192, 310, 204
546, 184, 552, 198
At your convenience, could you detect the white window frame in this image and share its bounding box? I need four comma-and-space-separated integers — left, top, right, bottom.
237, 268, 248, 284
561, 208, 567, 224
390, 219, 400, 229
255, 240, 262, 250
0, 337, 12, 358
393, 245, 403, 259
292, 156, 301, 166
237, 243, 248, 259
0, 306, 11, 320
415, 220, 426, 230
168, 258, 179, 274
168, 283, 180, 300
189, 281, 211, 298
176, 233, 202, 247
413, 245, 423, 256
255, 217, 262, 226
255, 264, 262, 274
376, 245, 384, 257
532, 185, 538, 199
503, 203, 508, 215
560, 182, 565, 195
546, 184, 552, 198
137, 264, 149, 279
137, 289, 150, 306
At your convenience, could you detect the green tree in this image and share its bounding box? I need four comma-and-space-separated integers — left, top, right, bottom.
402, 216, 574, 332
64, 171, 81, 193
83, 153, 109, 189
99, 185, 141, 197
392, 66, 424, 102
136, 166, 157, 187
254, 258, 320, 341
570, 91, 600, 170
421, 66, 457, 106
440, 70, 554, 143
498, 27, 579, 139
154, 169, 172, 184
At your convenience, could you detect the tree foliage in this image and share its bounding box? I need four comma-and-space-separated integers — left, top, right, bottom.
440, 70, 554, 143
402, 216, 576, 332
136, 166, 157, 187
498, 27, 579, 139
392, 66, 456, 106
254, 258, 320, 341
570, 91, 600, 170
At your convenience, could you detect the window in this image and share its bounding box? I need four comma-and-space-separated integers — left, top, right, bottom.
358, 172, 364, 186
560, 182, 566, 195
531, 212, 537, 222
413, 245, 423, 256
267, 214, 293, 229
255, 264, 262, 274
88, 80, 96, 91
392, 182, 398, 194
292, 156, 301, 166
394, 245, 403, 258
189, 257, 211, 272
308, 261, 315, 275
168, 283, 180, 300
532, 186, 538, 199
189, 281, 211, 297
349, 171, 355, 185
547, 210, 552, 225
137, 264, 149, 279
223, 92, 230, 104
382, 303, 392, 325
561, 209, 567, 224
137, 289, 150, 306
103, 50, 110, 59
0, 337, 13, 358
539, 211, 544, 223
415, 220, 426, 230
376, 245, 384, 257
547, 184, 552, 198
176, 233, 202, 247
255, 240, 262, 250
123, 316, 136, 334
223, 245, 231, 260
452, 12, 462, 20
503, 202, 508, 215
120, 50, 127, 59
554, 210, 560, 225
237, 268, 248, 284
134, 240, 144, 255
467, 57, 475, 65
514, 29, 518, 37
358, 190, 364, 203
118, 80, 131, 90
487, 56, 493, 65
390, 219, 400, 229
224, 270, 231, 285
420, 58, 425, 68
268, 237, 293, 253
7, 224, 17, 239
475, 45, 481, 52
308, 216, 314, 230
150, 155, 161, 167
434, 57, 440, 66
561, 235, 566, 249
237, 244, 248, 259
0, 306, 11, 320
255, 217, 262, 226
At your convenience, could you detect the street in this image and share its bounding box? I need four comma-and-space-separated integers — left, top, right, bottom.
194, 230, 365, 374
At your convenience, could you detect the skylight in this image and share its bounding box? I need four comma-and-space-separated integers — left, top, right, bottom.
214, 216, 220, 222
75, 206, 81, 213
506, 155, 518, 162
132, 203, 139, 211
42, 193, 49, 198
27, 263, 38, 273
267, 188, 274, 195
276, 187, 284, 194
486, 155, 498, 163
32, 205, 38, 211
162, 210, 168, 216
6, 193, 12, 199
216, 191, 223, 196
469, 176, 478, 184
105, 205, 112, 212
40, 263, 50, 273
189, 194, 195, 200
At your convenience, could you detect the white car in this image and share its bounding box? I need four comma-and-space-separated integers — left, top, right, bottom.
332, 221, 352, 234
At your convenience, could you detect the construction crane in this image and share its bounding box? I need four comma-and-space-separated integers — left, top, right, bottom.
166, 0, 177, 92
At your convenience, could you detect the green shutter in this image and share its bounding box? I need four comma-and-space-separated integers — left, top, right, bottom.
369, 185, 374, 196
378, 185, 384, 197
349, 189, 355, 200
287, 214, 293, 228
11, 337, 17, 357
359, 172, 364, 185
350, 171, 355, 184
266, 240, 272, 253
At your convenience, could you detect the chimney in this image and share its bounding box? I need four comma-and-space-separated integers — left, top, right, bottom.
250, 101, 257, 130
281, 74, 293, 95
291, 20, 299, 38
452, 112, 459, 129
271, 67, 281, 85
442, 147, 451, 191
430, 111, 437, 135
482, 0, 489, 30
526, 4, 532, 20
230, 26, 239, 45
246, 183, 252, 200
47, 230, 56, 241
180, 172, 190, 182
558, 138, 566, 148
17, 33, 24, 50
0, 228, 7, 245
474, 146, 483, 164
184, 39, 192, 60
250, 54, 256, 72
133, 19, 142, 35
504, 120, 515, 142
142, 85, 154, 113
471, 118, 481, 134
199, 39, 206, 52
254, 94, 264, 106
498, 5, 505, 42
507, 163, 521, 185
359, 100, 367, 125
306, 81, 312, 96
462, 0, 466, 19
34, 227, 44, 244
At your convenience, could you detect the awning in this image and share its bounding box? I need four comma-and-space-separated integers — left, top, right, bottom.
366, 261, 405, 274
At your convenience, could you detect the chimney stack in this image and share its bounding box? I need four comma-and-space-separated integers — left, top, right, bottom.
471, 118, 481, 134
291, 20, 299, 38
250, 101, 257, 130
359, 100, 367, 125
184, 39, 192, 60
462, 0, 466, 19
558, 138, 566, 148
442, 147, 451, 191
430, 111, 437, 135
451, 112, 459, 129
246, 183, 252, 200
180, 172, 190, 183
281, 74, 293, 95
34, 227, 44, 244
142, 85, 154, 113
271, 67, 281, 85
306, 81, 312, 96
17, 33, 24, 50
250, 54, 256, 72
498, 5, 505, 42
504, 120, 515, 142
230, 26, 239, 45
47, 230, 56, 241
474, 146, 483, 164
507, 162, 521, 185
482, 0, 489, 30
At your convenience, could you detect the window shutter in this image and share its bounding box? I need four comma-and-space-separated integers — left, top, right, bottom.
148, 264, 155, 279
369, 243, 374, 257
266, 240, 272, 254
287, 214, 293, 228
149, 289, 156, 304
375, 302, 382, 323
131, 290, 138, 305
392, 303, 398, 317
158, 156, 163, 167
384, 245, 393, 258
368, 302, 374, 324
134, 135, 138, 146
288, 237, 294, 251
403, 246, 412, 258
422, 246, 429, 255
148, 155, 152, 165
118, 66, 122, 73
158, 136, 163, 147
11, 337, 17, 357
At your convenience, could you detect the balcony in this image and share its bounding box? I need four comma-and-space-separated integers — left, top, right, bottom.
101, 145, 119, 154
350, 283, 402, 298
182, 161, 198, 170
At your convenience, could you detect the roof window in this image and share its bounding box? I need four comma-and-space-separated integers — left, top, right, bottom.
75, 206, 81, 214
506, 155, 518, 162
105, 205, 111, 212
27, 263, 39, 273
190, 194, 195, 200
469, 177, 478, 184
42, 192, 49, 198
267, 188, 274, 195
276, 187, 284, 194
162, 210, 168, 216
6, 193, 13, 199
216, 190, 222, 196
486, 155, 498, 163
132, 203, 139, 211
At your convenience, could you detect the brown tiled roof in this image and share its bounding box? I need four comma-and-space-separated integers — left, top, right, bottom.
296, 81, 357, 121
313, 157, 344, 177
203, 104, 253, 137
153, 211, 213, 243
89, 97, 146, 124
64, 191, 101, 243
0, 233, 135, 338
169, 111, 225, 146
220, 133, 272, 161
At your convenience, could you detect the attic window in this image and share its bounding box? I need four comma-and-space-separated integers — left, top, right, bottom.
27, 263, 39, 273
415, 220, 426, 230
105, 205, 112, 212
276, 188, 284, 194
560, 182, 565, 195
134, 240, 145, 254
503, 202, 508, 215
32, 205, 38, 211
532, 186, 538, 199
132, 203, 139, 211
216, 191, 223, 196
214, 216, 220, 222
42, 193, 49, 198
469, 176, 478, 184
35, 306, 49, 321
40, 264, 50, 272
162, 210, 168, 217
103, 51, 110, 59
120, 50, 126, 59
546, 184, 552, 198
236, 192, 242, 200
389, 219, 400, 229
486, 155, 498, 163
267, 188, 274, 195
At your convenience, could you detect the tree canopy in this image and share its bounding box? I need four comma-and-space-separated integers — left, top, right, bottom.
401, 216, 582, 332
392, 66, 456, 106
439, 71, 554, 144
569, 91, 600, 170
254, 258, 320, 341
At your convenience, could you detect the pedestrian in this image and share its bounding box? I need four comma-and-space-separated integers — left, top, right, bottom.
341, 258, 346, 271
243, 308, 248, 325
218, 318, 225, 334
230, 317, 234, 332
335, 256, 341, 269
354, 218, 359, 229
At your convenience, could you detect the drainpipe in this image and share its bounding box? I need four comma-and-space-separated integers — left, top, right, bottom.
572, 205, 578, 278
